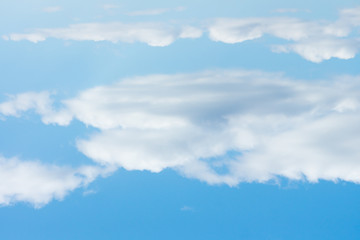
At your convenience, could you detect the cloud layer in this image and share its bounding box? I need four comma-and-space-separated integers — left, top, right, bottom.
3, 70, 360, 186
3, 22, 202, 47
3, 7, 360, 61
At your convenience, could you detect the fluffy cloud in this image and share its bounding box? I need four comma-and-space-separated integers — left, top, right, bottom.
3, 22, 202, 47
0, 91, 72, 126
0, 156, 110, 207
327, 7, 360, 35
3, 70, 360, 185
272, 38, 360, 63
208, 7, 360, 62
4, 70, 359, 185
208, 17, 320, 43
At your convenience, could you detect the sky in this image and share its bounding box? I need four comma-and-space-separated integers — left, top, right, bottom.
1, 0, 360, 239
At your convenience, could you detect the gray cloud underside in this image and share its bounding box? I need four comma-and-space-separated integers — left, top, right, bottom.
2, 70, 360, 187
3, 7, 360, 61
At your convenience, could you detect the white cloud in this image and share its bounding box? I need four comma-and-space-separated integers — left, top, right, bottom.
3, 22, 202, 46
272, 38, 360, 63
179, 26, 203, 39
333, 98, 358, 113
208, 7, 360, 62
8, 70, 360, 185
0, 91, 50, 117
0, 91, 72, 126
208, 17, 321, 43
0, 156, 110, 207
4, 6, 360, 61
43, 6, 62, 13
319, 7, 360, 44
226, 113, 360, 183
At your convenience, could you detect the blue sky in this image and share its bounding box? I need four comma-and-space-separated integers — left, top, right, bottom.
1, 1, 360, 239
